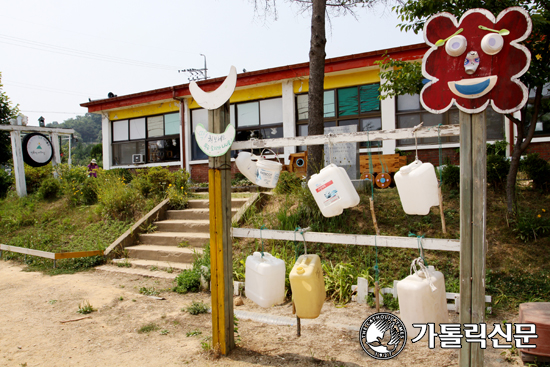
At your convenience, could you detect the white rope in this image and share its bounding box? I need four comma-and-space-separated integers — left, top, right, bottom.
410, 257, 437, 292
412, 122, 424, 162
327, 133, 335, 165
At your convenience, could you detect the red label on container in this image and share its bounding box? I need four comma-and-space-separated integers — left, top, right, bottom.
316, 180, 333, 193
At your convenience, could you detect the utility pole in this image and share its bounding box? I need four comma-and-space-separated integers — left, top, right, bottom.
179, 54, 208, 81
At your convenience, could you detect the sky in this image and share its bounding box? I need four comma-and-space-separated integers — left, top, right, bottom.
0, 0, 423, 127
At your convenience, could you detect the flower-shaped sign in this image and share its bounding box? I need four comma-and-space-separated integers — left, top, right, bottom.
421, 7, 532, 114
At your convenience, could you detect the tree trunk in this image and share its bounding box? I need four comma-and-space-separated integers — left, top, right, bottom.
505, 86, 543, 214
306, 0, 326, 178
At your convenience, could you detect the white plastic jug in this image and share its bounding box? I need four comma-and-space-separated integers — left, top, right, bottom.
307, 164, 360, 217
245, 252, 286, 308
396, 261, 449, 338
235, 151, 258, 183
289, 254, 326, 319
255, 157, 282, 188
394, 160, 439, 215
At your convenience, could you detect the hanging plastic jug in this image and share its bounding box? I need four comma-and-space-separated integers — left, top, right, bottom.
394, 160, 439, 215
289, 254, 326, 319
396, 258, 449, 338
235, 151, 258, 183
245, 252, 286, 308
307, 164, 360, 217
255, 156, 282, 188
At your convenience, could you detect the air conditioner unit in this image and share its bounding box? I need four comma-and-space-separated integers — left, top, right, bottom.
132, 154, 145, 164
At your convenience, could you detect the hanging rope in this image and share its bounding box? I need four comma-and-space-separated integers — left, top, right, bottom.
408, 232, 427, 265
259, 225, 266, 257
410, 257, 437, 292
412, 122, 424, 162
327, 133, 335, 165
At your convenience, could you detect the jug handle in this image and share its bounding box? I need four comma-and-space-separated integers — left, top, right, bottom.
260, 148, 281, 164
410, 257, 437, 292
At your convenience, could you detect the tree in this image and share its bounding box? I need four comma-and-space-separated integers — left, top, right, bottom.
0, 72, 20, 165
251, 0, 387, 177
381, 1, 550, 214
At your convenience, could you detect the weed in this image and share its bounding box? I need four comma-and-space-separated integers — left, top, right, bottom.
140, 223, 157, 234
184, 300, 209, 315
382, 293, 399, 311
139, 287, 159, 296
138, 323, 159, 334
117, 259, 132, 268
234, 314, 241, 344
119, 296, 124, 301
178, 240, 190, 248
160, 329, 169, 335
48, 300, 57, 305
200, 336, 212, 351
150, 266, 158, 271
186, 329, 202, 337
166, 266, 174, 274
77, 300, 96, 314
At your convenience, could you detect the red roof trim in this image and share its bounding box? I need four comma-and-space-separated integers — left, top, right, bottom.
82, 43, 428, 113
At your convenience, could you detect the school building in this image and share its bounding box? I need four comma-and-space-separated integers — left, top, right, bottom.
80, 42, 548, 182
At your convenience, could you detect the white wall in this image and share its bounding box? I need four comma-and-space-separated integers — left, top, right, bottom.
282, 80, 296, 165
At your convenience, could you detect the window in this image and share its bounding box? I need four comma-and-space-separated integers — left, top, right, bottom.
296, 83, 381, 150
111, 112, 180, 166
396, 94, 504, 146
190, 97, 284, 160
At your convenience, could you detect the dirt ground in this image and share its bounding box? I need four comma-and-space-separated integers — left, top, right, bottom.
0, 261, 524, 367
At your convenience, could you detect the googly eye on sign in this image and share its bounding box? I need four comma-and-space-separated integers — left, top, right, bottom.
421, 7, 532, 114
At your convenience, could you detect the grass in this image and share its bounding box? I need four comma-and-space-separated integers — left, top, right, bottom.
183, 300, 209, 315
139, 287, 159, 296
77, 300, 95, 314
138, 323, 159, 334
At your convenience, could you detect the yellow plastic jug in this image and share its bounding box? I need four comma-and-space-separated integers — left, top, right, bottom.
289, 254, 326, 319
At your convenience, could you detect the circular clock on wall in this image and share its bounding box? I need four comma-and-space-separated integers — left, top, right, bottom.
21, 133, 54, 167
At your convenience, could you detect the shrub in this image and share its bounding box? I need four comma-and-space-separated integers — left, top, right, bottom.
132, 166, 175, 198
274, 171, 302, 194
167, 186, 188, 209
173, 269, 201, 294
487, 154, 510, 191
25, 164, 53, 193
513, 209, 550, 242
95, 170, 144, 221
0, 168, 12, 199
521, 153, 550, 191
38, 178, 62, 200
184, 300, 209, 315
441, 164, 460, 189
487, 140, 508, 157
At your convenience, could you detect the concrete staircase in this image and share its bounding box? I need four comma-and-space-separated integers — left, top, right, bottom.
111, 197, 249, 272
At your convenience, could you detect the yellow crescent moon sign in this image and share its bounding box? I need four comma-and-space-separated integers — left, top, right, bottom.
189, 66, 237, 110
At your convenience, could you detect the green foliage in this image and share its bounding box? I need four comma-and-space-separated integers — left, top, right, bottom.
173, 243, 210, 294
167, 186, 188, 209
132, 166, 173, 198
441, 164, 460, 190
173, 269, 201, 294
0, 73, 20, 165
487, 154, 510, 191
139, 287, 159, 296
77, 300, 96, 314
38, 178, 62, 200
186, 329, 202, 337
521, 153, 550, 191
184, 300, 209, 315
90, 143, 102, 161
323, 262, 369, 305
382, 293, 400, 311
138, 323, 159, 334
24, 163, 53, 194
274, 171, 302, 195
375, 53, 423, 100
47, 113, 101, 144
512, 208, 550, 242
0, 167, 13, 198
95, 170, 144, 221
487, 140, 508, 157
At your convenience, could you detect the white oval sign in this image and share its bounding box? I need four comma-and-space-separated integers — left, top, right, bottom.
195, 123, 235, 157
22, 133, 54, 167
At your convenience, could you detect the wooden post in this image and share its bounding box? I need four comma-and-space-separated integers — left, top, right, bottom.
51, 132, 61, 178
10, 131, 27, 197
438, 186, 447, 234
459, 111, 487, 367
208, 101, 235, 355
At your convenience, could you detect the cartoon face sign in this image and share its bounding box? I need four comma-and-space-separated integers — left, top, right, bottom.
421, 7, 532, 114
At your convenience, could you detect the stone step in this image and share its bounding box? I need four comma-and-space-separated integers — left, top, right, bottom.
166, 208, 237, 220
188, 197, 249, 209
154, 219, 210, 233
110, 259, 192, 273
96, 264, 181, 279
125, 245, 202, 263
138, 232, 209, 247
